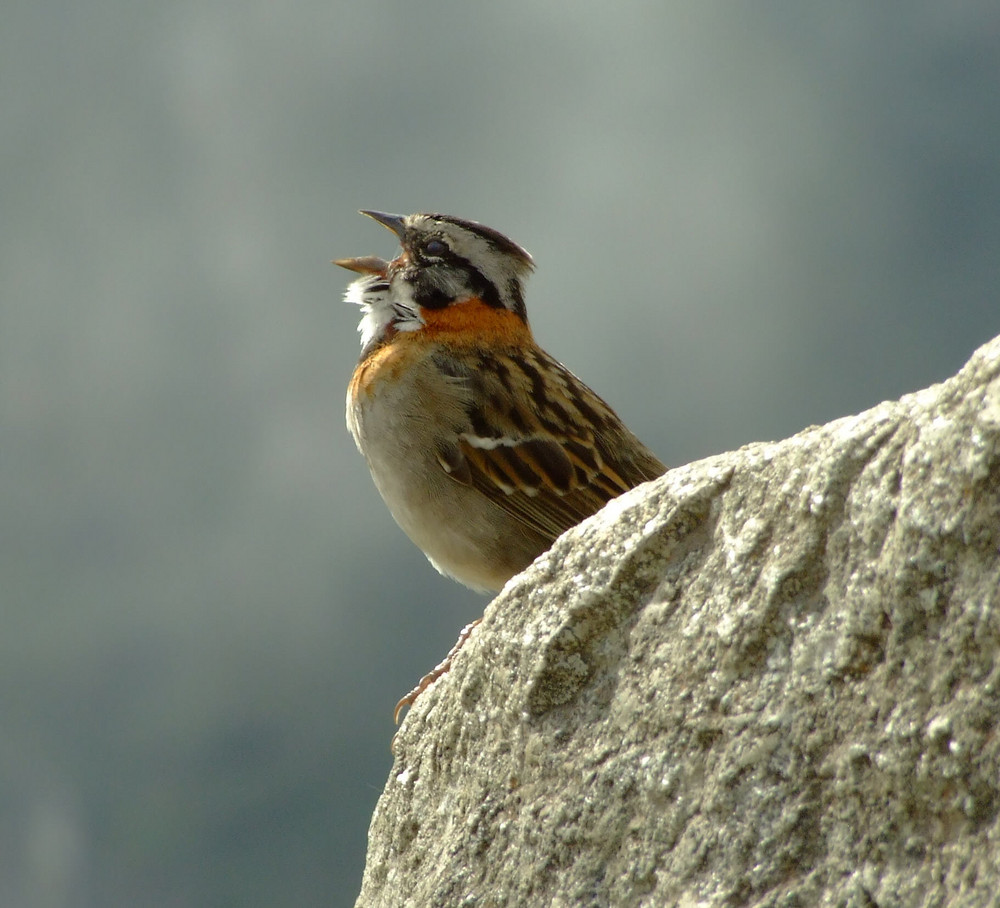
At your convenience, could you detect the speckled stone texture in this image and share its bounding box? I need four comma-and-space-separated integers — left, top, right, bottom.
355, 336, 1000, 908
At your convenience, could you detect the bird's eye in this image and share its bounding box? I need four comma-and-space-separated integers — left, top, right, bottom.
423, 239, 447, 257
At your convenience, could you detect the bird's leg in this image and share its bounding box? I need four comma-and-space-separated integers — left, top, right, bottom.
393, 618, 482, 724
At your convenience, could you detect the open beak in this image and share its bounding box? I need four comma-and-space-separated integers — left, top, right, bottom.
359, 210, 407, 240
334, 211, 407, 274
332, 255, 389, 276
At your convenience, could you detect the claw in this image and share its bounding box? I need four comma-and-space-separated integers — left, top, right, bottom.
393, 618, 483, 724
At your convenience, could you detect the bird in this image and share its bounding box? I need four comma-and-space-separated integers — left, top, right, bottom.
336, 211, 665, 720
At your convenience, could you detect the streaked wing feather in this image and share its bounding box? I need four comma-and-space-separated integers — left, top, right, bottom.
445, 346, 665, 543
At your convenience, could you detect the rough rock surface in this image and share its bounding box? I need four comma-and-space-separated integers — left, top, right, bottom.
355, 336, 1000, 908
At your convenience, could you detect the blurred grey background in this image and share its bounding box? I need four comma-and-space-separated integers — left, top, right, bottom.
3, 2, 999, 905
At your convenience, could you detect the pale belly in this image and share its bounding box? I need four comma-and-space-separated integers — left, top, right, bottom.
347, 362, 548, 592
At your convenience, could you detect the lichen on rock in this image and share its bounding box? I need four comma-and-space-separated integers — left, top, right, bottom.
356, 336, 1000, 908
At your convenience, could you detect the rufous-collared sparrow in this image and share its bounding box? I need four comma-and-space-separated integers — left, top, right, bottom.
337, 211, 665, 719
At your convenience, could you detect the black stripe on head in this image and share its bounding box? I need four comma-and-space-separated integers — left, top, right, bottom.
402, 213, 532, 320
409, 248, 504, 311
427, 214, 534, 272
455, 253, 504, 309
412, 283, 455, 310
505, 279, 526, 320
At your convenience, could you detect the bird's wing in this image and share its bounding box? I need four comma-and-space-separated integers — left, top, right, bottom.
433, 346, 665, 542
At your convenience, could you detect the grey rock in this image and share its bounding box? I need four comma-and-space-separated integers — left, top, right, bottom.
355, 336, 1000, 908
